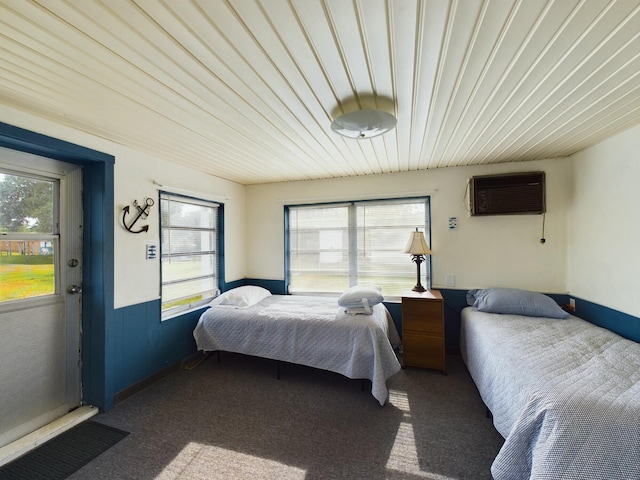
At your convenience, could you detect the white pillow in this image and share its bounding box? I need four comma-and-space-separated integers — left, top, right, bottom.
209, 286, 272, 309
342, 306, 376, 315
338, 285, 384, 314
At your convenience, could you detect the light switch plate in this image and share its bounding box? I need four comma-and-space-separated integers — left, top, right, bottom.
146, 241, 158, 260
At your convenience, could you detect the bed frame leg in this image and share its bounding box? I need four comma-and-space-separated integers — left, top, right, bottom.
361, 379, 365, 391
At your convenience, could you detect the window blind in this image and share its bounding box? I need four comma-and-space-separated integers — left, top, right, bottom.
160, 192, 219, 316
287, 198, 429, 296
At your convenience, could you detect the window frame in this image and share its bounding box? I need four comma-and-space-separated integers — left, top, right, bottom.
0, 168, 60, 305
284, 196, 431, 298
159, 190, 223, 320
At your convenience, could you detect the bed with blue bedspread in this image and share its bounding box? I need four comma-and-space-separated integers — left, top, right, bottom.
460, 288, 640, 480
193, 286, 402, 406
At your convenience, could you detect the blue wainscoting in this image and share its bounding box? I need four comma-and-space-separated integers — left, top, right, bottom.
439, 289, 640, 345
110, 301, 206, 404
573, 297, 640, 342
234, 282, 640, 345
242, 278, 288, 294
107, 283, 638, 412
108, 280, 255, 407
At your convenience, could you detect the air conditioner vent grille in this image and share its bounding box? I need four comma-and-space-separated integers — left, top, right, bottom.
471, 172, 545, 216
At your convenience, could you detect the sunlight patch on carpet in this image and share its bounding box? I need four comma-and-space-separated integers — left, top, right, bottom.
156, 442, 307, 480
386, 390, 457, 480
388, 389, 411, 412
386, 422, 458, 480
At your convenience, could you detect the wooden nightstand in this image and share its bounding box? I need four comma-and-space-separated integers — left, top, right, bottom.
401, 290, 446, 372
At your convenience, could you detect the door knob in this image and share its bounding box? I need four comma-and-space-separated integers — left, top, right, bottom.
67, 285, 82, 294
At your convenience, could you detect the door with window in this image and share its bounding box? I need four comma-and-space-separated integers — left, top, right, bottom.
0, 148, 83, 448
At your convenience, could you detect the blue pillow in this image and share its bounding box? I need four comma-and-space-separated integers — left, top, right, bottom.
467, 288, 569, 319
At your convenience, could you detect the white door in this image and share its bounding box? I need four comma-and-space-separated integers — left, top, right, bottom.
0, 147, 83, 448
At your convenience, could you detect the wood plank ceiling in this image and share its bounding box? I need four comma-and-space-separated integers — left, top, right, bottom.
1, 0, 639, 185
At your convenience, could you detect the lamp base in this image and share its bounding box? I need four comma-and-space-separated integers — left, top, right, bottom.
410, 254, 427, 293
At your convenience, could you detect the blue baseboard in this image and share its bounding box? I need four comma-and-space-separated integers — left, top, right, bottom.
572, 297, 640, 342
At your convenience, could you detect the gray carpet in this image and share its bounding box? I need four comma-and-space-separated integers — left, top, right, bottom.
69, 353, 504, 480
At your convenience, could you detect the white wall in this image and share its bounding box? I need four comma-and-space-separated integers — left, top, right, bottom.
12, 100, 637, 316
1, 106, 246, 310
567, 124, 640, 318
113, 145, 245, 308
246, 158, 571, 294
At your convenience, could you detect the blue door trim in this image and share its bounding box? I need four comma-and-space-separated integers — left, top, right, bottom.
0, 122, 115, 411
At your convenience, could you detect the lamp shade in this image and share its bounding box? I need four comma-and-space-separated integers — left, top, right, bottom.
404, 229, 432, 255
331, 109, 397, 139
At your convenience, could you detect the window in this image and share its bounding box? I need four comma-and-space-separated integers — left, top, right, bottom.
0, 171, 58, 303
286, 198, 430, 297
160, 192, 221, 317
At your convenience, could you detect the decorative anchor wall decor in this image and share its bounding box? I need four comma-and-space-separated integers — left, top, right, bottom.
122, 197, 154, 233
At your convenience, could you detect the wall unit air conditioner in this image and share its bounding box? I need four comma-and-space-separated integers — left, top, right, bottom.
470, 171, 545, 216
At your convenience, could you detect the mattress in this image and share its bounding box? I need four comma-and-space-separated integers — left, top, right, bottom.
460, 306, 640, 480
193, 295, 402, 405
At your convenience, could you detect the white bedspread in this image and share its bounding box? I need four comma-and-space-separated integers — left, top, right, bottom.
460, 307, 640, 480
193, 295, 402, 405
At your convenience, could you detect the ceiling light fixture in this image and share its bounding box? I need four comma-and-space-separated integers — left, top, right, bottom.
331, 109, 397, 139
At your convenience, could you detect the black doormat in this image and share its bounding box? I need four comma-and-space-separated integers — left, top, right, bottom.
0, 421, 129, 480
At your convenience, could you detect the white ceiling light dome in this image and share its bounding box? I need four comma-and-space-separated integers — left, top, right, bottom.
331, 109, 397, 139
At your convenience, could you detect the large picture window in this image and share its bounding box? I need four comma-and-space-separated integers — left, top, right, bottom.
286, 198, 430, 297
160, 192, 220, 318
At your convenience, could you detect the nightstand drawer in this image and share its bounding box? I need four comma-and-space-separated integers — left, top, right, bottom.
403, 311, 443, 334
402, 299, 443, 334
403, 334, 445, 370
402, 297, 442, 318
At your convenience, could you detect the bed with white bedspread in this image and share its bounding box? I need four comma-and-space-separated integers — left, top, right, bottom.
460, 292, 640, 480
193, 289, 402, 406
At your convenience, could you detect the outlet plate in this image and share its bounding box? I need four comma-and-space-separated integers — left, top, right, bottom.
569, 298, 576, 310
